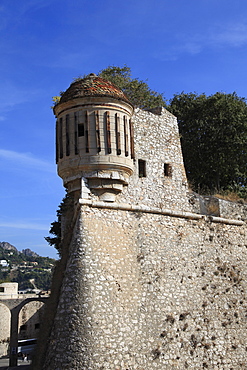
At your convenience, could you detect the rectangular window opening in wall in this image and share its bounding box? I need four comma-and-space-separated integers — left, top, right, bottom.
35, 323, 40, 330
0, 287, 4, 292
20, 325, 27, 331
78, 123, 84, 137
138, 159, 146, 178
164, 163, 172, 177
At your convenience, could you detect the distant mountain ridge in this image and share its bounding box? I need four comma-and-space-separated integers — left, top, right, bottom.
0, 241, 39, 257
0, 241, 18, 253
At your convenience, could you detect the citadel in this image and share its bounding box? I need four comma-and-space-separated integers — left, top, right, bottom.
2, 73, 246, 369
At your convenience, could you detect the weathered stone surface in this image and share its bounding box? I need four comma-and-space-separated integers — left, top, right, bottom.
42, 207, 246, 369
37, 87, 247, 369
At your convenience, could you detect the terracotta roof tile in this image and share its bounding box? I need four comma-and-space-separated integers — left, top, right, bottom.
59, 74, 131, 105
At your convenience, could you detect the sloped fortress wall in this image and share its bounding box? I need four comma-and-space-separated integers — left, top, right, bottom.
34, 75, 247, 370
42, 207, 246, 370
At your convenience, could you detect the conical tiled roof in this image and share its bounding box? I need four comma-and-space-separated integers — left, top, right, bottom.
59, 73, 132, 105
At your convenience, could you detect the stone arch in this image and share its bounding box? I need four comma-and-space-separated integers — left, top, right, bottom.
9, 297, 48, 367
0, 302, 11, 356
18, 300, 45, 340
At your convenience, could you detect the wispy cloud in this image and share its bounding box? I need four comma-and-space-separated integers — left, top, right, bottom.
186, 22, 247, 51
47, 51, 92, 69
211, 23, 247, 47
154, 21, 247, 61
0, 149, 54, 173
0, 81, 42, 112
0, 221, 48, 231
0, 1, 54, 32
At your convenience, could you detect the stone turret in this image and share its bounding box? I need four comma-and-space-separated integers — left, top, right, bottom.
53, 73, 135, 201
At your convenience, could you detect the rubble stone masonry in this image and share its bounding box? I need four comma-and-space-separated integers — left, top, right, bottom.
42, 203, 246, 370
36, 106, 247, 369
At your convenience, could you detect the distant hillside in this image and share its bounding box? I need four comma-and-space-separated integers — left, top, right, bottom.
0, 242, 39, 257
0, 241, 56, 291
0, 241, 18, 253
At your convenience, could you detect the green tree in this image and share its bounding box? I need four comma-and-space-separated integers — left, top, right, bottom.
98, 65, 166, 109
34, 271, 52, 290
168, 92, 247, 197
45, 192, 74, 256
0, 270, 10, 283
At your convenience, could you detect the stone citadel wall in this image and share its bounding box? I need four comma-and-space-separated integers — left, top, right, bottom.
42, 205, 246, 370
34, 105, 247, 370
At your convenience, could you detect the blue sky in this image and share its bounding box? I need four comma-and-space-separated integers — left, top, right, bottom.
1, 0, 247, 258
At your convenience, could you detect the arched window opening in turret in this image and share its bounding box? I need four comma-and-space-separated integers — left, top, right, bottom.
123, 115, 129, 157
74, 112, 78, 155
129, 119, 135, 159
85, 111, 89, 153
115, 113, 121, 155
55, 120, 59, 163
66, 114, 70, 156
105, 111, 111, 154
95, 110, 101, 152
59, 118, 63, 159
